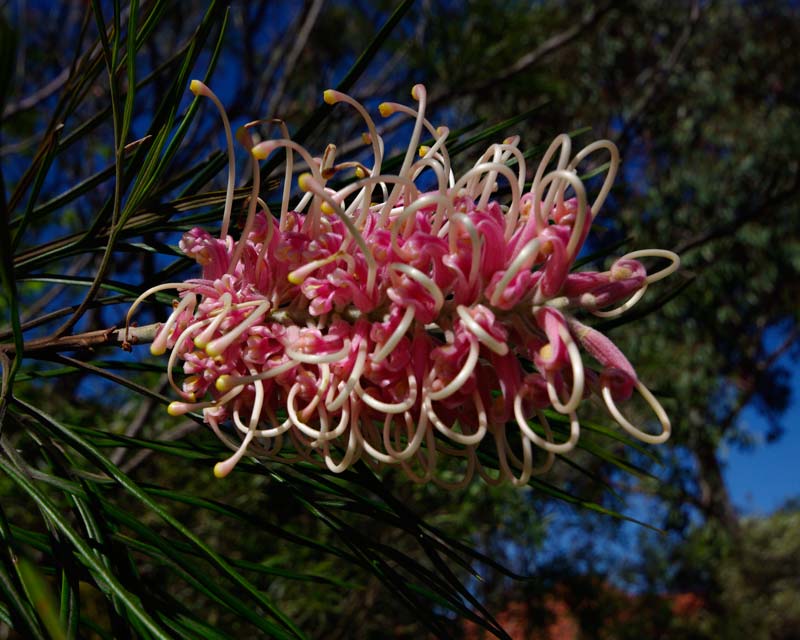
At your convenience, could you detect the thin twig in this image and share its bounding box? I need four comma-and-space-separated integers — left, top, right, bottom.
0, 304, 369, 358
120, 421, 199, 474
264, 0, 325, 119
715, 326, 800, 435
1, 67, 71, 120
20, 255, 93, 323
428, 3, 613, 109
110, 375, 169, 465
674, 173, 800, 255
617, 1, 702, 148
0, 323, 158, 357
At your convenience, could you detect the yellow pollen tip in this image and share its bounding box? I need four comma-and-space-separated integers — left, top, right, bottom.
298, 173, 313, 192
189, 79, 206, 96
354, 167, 366, 179
205, 342, 223, 358
378, 103, 394, 117
216, 375, 233, 392
287, 272, 304, 285
539, 344, 554, 361
213, 462, 229, 479
251, 142, 273, 160
411, 84, 423, 100
150, 343, 166, 356
418, 145, 430, 157
323, 89, 338, 105
167, 402, 186, 416
321, 201, 335, 216
361, 132, 372, 145
193, 336, 208, 349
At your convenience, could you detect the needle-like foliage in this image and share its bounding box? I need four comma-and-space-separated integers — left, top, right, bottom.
0, 2, 682, 637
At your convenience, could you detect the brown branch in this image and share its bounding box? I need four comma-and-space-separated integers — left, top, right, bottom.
0, 323, 158, 357
715, 326, 800, 435
20, 256, 94, 323
264, 0, 325, 119
0, 133, 44, 157
428, 3, 613, 108
0, 304, 369, 358
120, 420, 199, 474
0, 295, 125, 342
110, 375, 169, 466
617, 1, 701, 146
674, 171, 800, 255
1, 67, 71, 120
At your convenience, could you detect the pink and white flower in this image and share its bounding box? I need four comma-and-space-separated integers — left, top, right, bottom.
127, 80, 680, 486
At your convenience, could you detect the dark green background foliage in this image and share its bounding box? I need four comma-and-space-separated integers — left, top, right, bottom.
1, 1, 798, 638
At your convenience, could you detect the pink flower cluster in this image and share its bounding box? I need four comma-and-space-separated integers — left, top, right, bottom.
127, 81, 679, 486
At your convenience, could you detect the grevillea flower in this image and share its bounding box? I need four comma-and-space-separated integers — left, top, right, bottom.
127, 80, 680, 486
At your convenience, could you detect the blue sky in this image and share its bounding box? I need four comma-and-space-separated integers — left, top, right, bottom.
722, 324, 800, 515
724, 361, 800, 515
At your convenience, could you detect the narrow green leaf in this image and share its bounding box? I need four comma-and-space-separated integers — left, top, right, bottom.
158, 613, 232, 640
0, 561, 46, 640
144, 6, 230, 199
0, 503, 47, 640
0, 15, 16, 116
58, 563, 80, 640
126, 3, 228, 211
98, 505, 296, 640
27, 162, 117, 221
17, 558, 67, 640
260, 0, 417, 180
0, 167, 23, 416
0, 456, 171, 639
12, 398, 307, 639
0, 601, 13, 627
120, 0, 139, 147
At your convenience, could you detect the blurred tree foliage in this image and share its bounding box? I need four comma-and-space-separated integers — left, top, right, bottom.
399, 1, 800, 634
655, 502, 800, 640
397, 0, 800, 531
1, 0, 798, 638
